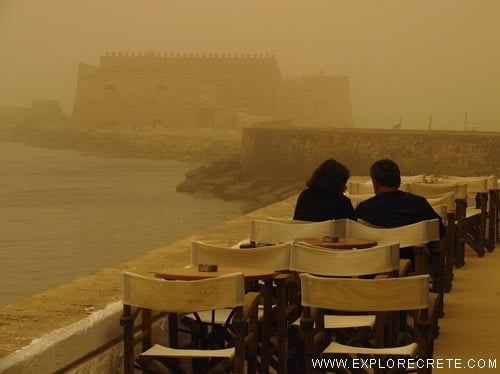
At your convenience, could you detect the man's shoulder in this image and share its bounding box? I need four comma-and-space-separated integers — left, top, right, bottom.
355, 195, 378, 211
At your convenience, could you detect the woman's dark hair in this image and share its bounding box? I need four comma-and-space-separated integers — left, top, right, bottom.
307, 159, 350, 194
370, 159, 401, 188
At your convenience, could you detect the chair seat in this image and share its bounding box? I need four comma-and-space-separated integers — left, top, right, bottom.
139, 344, 235, 359
466, 208, 482, 219
323, 341, 418, 356
293, 315, 376, 329
185, 308, 264, 324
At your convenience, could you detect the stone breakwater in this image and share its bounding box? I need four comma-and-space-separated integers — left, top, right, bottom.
176, 154, 304, 207
0, 125, 239, 163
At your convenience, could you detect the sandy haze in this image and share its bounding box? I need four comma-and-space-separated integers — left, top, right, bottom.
1, 0, 500, 131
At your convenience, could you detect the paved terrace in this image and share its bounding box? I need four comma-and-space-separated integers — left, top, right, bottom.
0, 196, 499, 372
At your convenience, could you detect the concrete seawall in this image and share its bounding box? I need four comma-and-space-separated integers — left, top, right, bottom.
0, 197, 295, 373
242, 127, 500, 178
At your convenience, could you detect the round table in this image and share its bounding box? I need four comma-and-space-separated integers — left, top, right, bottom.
295, 237, 377, 249
155, 267, 275, 281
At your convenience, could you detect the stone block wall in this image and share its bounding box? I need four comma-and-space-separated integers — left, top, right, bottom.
242, 127, 500, 178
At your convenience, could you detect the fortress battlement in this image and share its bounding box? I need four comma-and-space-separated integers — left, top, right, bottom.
72, 52, 354, 129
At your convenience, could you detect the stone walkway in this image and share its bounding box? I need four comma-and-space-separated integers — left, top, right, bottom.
434, 245, 500, 372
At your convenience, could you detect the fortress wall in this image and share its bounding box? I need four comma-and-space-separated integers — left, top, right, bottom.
242, 127, 500, 178
71, 53, 353, 129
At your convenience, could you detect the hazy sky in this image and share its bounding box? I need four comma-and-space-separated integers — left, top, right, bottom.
1, 0, 500, 130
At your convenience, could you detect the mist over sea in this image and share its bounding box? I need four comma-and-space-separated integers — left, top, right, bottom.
0, 143, 245, 307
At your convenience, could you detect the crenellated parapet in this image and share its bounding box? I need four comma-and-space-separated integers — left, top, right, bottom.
102, 51, 276, 61
73, 51, 353, 129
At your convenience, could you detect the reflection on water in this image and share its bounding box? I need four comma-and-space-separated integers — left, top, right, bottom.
0, 143, 245, 307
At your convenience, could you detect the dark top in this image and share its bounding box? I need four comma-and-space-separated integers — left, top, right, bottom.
354, 190, 445, 236
293, 188, 355, 222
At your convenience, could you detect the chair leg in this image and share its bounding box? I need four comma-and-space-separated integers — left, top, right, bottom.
487, 190, 495, 252
444, 216, 455, 293
455, 199, 466, 267
122, 305, 136, 374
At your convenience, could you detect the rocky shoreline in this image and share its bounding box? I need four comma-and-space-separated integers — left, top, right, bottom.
176, 154, 303, 206
0, 125, 239, 163
0, 124, 303, 207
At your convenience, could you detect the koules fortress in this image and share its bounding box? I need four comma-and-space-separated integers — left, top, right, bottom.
71, 51, 354, 129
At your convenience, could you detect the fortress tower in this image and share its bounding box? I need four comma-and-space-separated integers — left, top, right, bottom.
72, 51, 353, 129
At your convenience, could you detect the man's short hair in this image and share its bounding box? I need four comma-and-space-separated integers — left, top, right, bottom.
370, 159, 401, 188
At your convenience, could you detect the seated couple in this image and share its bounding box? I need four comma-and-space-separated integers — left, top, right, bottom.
293, 158, 444, 234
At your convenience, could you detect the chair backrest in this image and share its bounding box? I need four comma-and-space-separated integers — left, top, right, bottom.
300, 273, 429, 312
345, 193, 374, 209
122, 272, 244, 313
409, 182, 467, 199
401, 174, 426, 183
191, 241, 291, 271
435, 177, 488, 194
432, 204, 448, 225
426, 192, 456, 213
290, 242, 400, 277
348, 181, 374, 195
249, 219, 347, 244
441, 175, 498, 191
346, 219, 440, 247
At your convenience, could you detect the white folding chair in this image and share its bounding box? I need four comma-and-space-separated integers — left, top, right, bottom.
121, 272, 259, 374
189, 241, 293, 373
299, 274, 435, 374
248, 219, 346, 246
401, 174, 427, 183
439, 176, 494, 255
410, 182, 468, 268
290, 242, 400, 278
345, 219, 443, 317
192, 241, 290, 271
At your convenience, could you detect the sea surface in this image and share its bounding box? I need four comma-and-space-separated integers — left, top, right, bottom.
0, 143, 245, 307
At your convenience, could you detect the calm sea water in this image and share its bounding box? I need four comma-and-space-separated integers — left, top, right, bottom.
0, 143, 245, 307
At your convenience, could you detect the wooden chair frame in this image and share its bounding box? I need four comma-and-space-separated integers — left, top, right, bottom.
120, 272, 260, 374
299, 275, 435, 374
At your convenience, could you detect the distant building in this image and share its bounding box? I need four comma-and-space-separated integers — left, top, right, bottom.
72, 51, 354, 129
0, 100, 66, 127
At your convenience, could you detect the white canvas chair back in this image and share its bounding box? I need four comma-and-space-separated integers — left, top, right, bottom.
191, 241, 290, 271
122, 272, 244, 313
432, 204, 448, 226
290, 242, 400, 277
348, 181, 374, 195
435, 177, 488, 194
426, 192, 456, 213
441, 175, 498, 191
346, 219, 440, 247
409, 182, 467, 199
249, 219, 347, 244
300, 273, 429, 312
401, 175, 426, 183
345, 193, 374, 209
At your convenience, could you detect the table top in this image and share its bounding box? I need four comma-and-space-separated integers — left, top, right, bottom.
155, 267, 276, 281
295, 237, 377, 250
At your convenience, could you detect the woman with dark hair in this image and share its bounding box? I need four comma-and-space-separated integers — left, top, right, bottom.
293, 159, 355, 222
